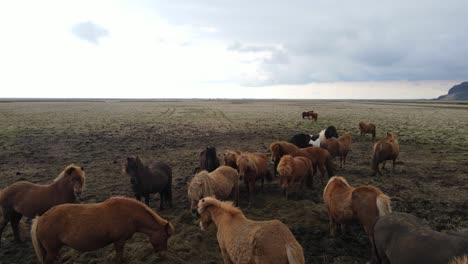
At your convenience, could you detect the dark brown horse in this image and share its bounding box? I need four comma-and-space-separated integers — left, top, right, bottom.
374, 212, 468, 264
194, 146, 220, 173
122, 156, 172, 210
31, 197, 175, 264
302, 111, 318, 121
0, 165, 85, 244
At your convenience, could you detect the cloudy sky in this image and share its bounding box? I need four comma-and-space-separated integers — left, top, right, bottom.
0, 0, 466, 99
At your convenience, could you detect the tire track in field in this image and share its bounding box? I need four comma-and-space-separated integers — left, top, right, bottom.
158, 107, 176, 120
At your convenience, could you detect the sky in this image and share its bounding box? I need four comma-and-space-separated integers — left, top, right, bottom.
0, 0, 467, 99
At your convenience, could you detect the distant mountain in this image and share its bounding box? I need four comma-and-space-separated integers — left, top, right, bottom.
437, 81, 468, 100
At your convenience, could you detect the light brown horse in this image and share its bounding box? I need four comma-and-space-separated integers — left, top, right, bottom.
31, 197, 175, 264
223, 150, 242, 170
188, 166, 239, 213
277, 155, 313, 198
270, 141, 334, 184
0, 165, 85, 244
359, 121, 376, 139
372, 132, 400, 176
320, 131, 352, 168
323, 176, 391, 263
236, 152, 272, 207
197, 197, 305, 264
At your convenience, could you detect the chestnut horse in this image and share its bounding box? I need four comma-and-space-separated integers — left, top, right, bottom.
374, 212, 468, 264
359, 121, 376, 139
122, 156, 172, 210
236, 152, 272, 207
277, 155, 314, 198
323, 176, 392, 263
320, 131, 352, 168
270, 141, 334, 184
372, 132, 400, 176
197, 197, 305, 264
0, 165, 85, 244
223, 150, 242, 170
31, 197, 174, 264
188, 166, 239, 213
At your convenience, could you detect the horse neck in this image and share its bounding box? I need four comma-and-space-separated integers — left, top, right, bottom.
209, 206, 243, 229
49, 178, 76, 203
135, 210, 165, 235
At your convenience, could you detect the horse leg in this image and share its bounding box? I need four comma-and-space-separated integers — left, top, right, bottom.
0, 207, 11, 245
382, 160, 386, 169
144, 194, 150, 207
158, 193, 165, 211
339, 156, 343, 168
44, 251, 59, 264
10, 211, 22, 242
319, 165, 326, 185
329, 215, 337, 237
114, 240, 126, 264
248, 180, 255, 208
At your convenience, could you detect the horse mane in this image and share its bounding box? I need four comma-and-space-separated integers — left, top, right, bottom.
188, 171, 216, 200
323, 176, 350, 195
53, 164, 86, 186
236, 154, 254, 173
199, 197, 245, 218
450, 256, 468, 264
278, 155, 293, 177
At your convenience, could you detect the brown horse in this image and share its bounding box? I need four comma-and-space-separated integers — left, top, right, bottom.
195, 146, 220, 173
236, 152, 272, 207
277, 155, 314, 198
323, 176, 392, 263
31, 197, 174, 264
374, 212, 468, 264
320, 131, 352, 168
372, 132, 400, 176
359, 121, 376, 139
0, 165, 85, 244
197, 197, 305, 264
301, 111, 313, 119
270, 141, 334, 184
122, 156, 172, 210
223, 150, 242, 170
188, 166, 239, 213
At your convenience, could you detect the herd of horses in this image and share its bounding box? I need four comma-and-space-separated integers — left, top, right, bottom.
0, 116, 467, 263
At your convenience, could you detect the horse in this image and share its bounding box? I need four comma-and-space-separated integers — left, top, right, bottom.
223, 150, 242, 170
188, 166, 239, 213
277, 155, 314, 199
195, 146, 220, 173
270, 141, 334, 184
374, 212, 468, 264
372, 132, 400, 176
308, 126, 339, 147
31, 197, 175, 264
309, 112, 318, 121
359, 121, 376, 139
289, 133, 312, 148
323, 176, 392, 263
236, 152, 272, 207
302, 111, 314, 119
122, 156, 172, 210
197, 197, 305, 264
0, 165, 85, 244
320, 131, 352, 168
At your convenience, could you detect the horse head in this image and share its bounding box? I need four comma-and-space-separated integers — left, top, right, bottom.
56, 165, 86, 199
325, 126, 339, 139
125, 156, 143, 183
150, 222, 174, 253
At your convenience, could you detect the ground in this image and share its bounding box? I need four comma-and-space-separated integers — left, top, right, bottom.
0, 100, 467, 264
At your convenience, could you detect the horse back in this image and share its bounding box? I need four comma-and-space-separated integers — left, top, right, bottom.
142, 161, 172, 192
0, 181, 56, 217
351, 186, 381, 229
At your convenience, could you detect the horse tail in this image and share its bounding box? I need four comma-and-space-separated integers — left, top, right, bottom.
31, 217, 45, 264
372, 129, 376, 139
450, 256, 468, 264
286, 242, 305, 264
372, 144, 381, 174
376, 193, 392, 217
324, 151, 335, 177
265, 169, 273, 182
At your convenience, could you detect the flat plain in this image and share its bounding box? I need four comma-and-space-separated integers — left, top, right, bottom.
0, 100, 467, 264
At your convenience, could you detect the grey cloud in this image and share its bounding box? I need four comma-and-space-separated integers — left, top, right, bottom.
71, 21, 109, 44
151, 0, 468, 85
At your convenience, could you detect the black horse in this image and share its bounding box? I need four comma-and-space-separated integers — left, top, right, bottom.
123, 156, 172, 210
193, 146, 220, 174
289, 126, 339, 148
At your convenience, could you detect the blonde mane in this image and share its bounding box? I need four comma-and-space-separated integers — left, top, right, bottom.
53, 165, 86, 186
188, 171, 216, 201
199, 197, 245, 218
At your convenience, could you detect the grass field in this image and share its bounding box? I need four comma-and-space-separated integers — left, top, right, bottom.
0, 100, 467, 263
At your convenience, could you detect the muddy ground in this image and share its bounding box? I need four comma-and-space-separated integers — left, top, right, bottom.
0, 100, 467, 264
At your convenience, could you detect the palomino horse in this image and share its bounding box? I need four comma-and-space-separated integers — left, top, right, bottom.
320, 131, 352, 168
270, 141, 334, 184
197, 197, 305, 264
236, 152, 272, 207
122, 156, 172, 210
374, 212, 468, 264
277, 155, 314, 198
372, 132, 400, 176
188, 166, 239, 213
0, 165, 85, 244
31, 197, 174, 264
223, 150, 242, 170
196, 146, 220, 173
323, 176, 392, 263
359, 121, 376, 139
